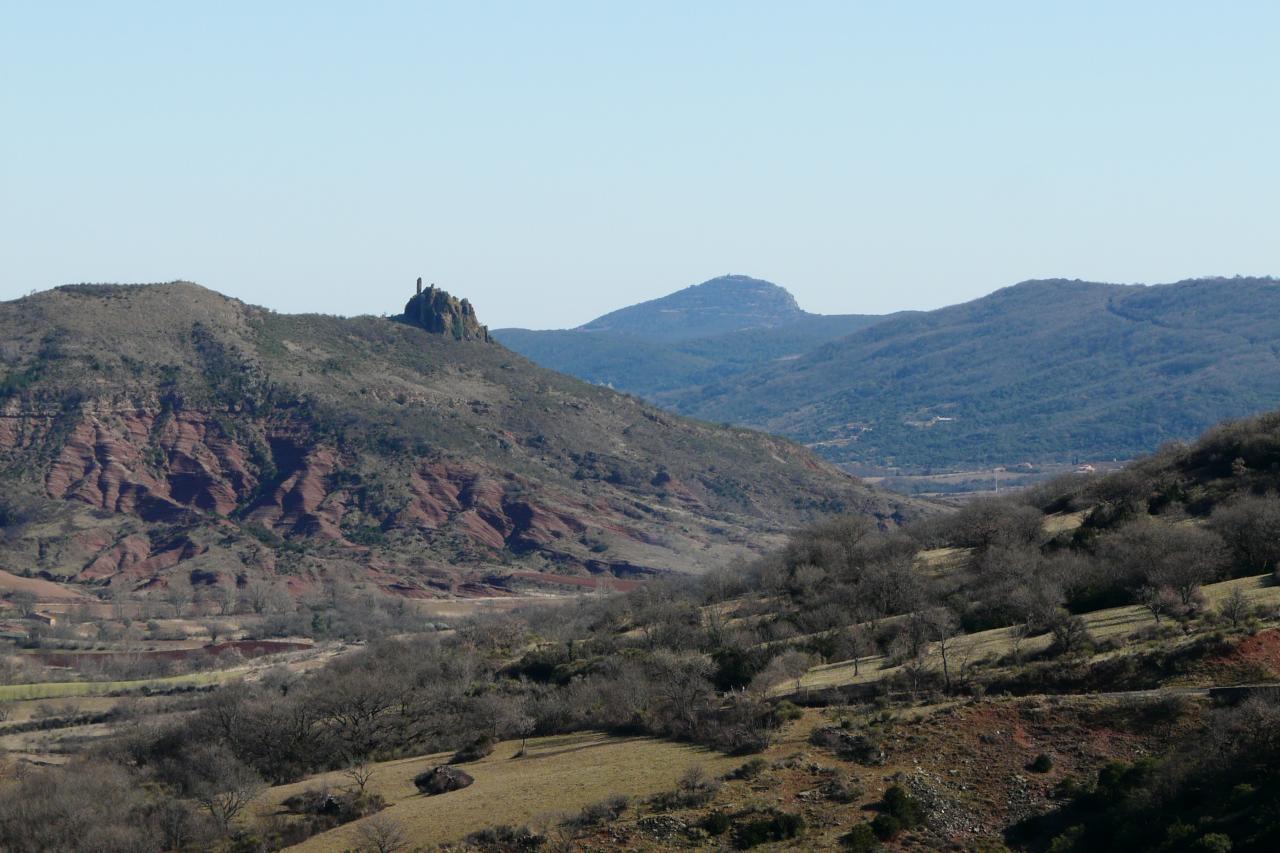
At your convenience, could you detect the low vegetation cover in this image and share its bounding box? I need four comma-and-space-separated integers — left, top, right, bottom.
5, 404, 1280, 849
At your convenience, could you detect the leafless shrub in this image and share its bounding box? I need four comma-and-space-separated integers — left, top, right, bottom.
354, 813, 411, 853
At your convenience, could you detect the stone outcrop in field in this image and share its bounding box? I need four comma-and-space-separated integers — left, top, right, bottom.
414, 765, 474, 795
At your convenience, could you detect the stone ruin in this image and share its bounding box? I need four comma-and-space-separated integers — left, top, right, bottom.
401, 276, 491, 342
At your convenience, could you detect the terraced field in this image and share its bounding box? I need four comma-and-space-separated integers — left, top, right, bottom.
789, 573, 1280, 694
0, 669, 234, 701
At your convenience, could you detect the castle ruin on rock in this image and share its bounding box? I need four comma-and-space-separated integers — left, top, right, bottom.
400, 277, 490, 342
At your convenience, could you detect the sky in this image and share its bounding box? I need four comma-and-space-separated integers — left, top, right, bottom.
2, 2, 1277, 330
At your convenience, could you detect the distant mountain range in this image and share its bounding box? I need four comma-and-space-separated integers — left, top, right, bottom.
496, 275, 1280, 470
0, 282, 920, 598
495, 275, 888, 399
578, 274, 812, 339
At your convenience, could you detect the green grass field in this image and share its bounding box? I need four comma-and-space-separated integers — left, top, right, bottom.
0, 669, 237, 701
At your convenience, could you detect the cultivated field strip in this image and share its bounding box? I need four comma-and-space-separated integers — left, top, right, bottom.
789, 573, 1280, 694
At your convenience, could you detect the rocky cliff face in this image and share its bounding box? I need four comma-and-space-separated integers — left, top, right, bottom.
401, 279, 490, 342
0, 403, 647, 589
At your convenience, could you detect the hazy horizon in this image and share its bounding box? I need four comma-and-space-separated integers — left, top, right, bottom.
11, 270, 1279, 333
3, 2, 1277, 329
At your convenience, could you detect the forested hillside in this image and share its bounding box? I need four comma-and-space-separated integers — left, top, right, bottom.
504, 276, 1280, 472
494, 275, 885, 399
665, 276, 1280, 468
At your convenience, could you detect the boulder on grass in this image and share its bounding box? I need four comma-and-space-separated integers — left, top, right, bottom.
413, 765, 474, 796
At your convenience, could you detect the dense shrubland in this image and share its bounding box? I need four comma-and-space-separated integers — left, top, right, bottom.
1014, 696, 1280, 852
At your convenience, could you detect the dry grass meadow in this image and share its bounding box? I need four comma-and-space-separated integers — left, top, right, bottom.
258, 732, 742, 851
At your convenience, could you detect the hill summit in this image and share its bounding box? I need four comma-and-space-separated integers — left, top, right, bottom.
578, 274, 807, 340
493, 275, 884, 402
0, 281, 921, 598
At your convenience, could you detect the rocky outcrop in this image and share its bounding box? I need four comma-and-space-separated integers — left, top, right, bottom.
42, 410, 255, 523
80, 533, 203, 582
413, 765, 474, 795
243, 444, 345, 539
392, 462, 589, 553
0, 404, 653, 584
401, 278, 490, 341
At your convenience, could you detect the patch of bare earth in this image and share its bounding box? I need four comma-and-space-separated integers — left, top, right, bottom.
571, 698, 1193, 850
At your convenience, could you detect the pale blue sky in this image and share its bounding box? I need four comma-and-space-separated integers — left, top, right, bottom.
2, 2, 1276, 329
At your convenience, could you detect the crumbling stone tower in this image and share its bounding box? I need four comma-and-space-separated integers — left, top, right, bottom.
401, 278, 490, 342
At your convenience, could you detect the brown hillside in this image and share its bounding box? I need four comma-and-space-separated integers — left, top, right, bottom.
0, 282, 928, 600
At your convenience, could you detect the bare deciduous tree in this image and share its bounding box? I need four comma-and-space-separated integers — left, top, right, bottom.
749, 649, 811, 695
1009, 622, 1030, 662
1211, 496, 1280, 575
847, 621, 874, 677
920, 608, 961, 693
1139, 585, 1179, 625
1218, 585, 1251, 629
8, 590, 37, 618
1107, 520, 1227, 605
153, 798, 203, 851
108, 583, 131, 621
355, 814, 411, 853
187, 746, 265, 832
243, 578, 273, 615
211, 580, 238, 616
343, 758, 374, 796
948, 498, 1045, 551
164, 573, 194, 618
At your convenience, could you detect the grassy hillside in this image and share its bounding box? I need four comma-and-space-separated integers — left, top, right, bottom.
0, 282, 923, 600
664, 276, 1280, 469
257, 731, 741, 851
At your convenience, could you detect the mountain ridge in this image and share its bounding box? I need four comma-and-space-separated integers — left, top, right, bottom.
499, 274, 1280, 471
664, 275, 1280, 468
0, 281, 924, 598
495, 275, 887, 398
576, 274, 808, 340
